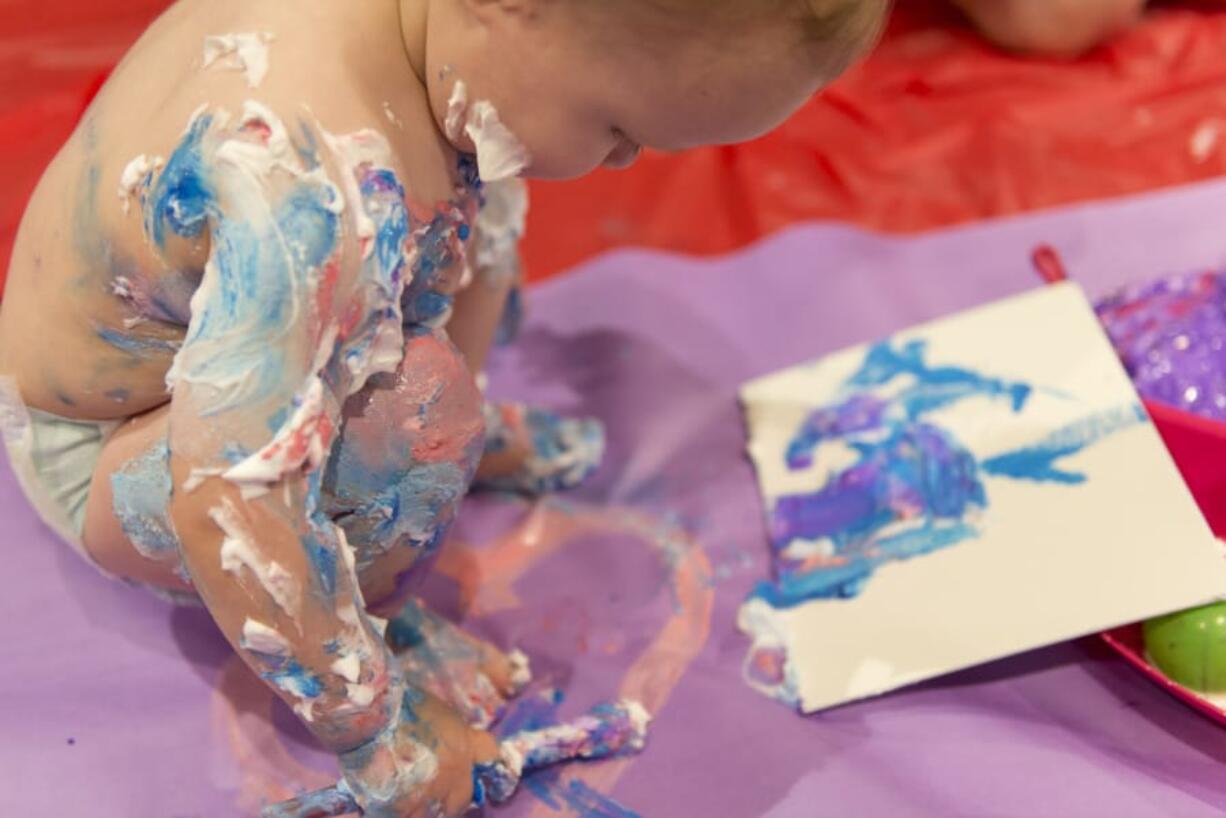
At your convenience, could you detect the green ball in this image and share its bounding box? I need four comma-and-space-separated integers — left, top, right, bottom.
1144, 602, 1226, 693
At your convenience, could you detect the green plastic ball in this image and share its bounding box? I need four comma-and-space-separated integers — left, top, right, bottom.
1144, 602, 1226, 693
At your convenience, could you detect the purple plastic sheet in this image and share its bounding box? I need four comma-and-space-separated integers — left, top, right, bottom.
7, 178, 1226, 816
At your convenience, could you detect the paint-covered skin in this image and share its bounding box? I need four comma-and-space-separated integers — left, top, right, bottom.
475, 403, 607, 496
140, 102, 498, 797
0, 2, 538, 813
384, 599, 531, 730
109, 436, 189, 580
0, 0, 472, 421
266, 698, 652, 818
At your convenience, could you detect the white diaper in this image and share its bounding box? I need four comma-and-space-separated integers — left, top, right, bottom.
0, 377, 118, 566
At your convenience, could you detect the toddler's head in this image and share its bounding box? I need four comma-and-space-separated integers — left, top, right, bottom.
425, 0, 888, 179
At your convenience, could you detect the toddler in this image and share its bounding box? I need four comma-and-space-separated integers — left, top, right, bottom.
0, 0, 886, 815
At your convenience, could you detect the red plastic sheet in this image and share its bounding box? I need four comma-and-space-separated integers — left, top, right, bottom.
5, 1, 1226, 286
523, 0, 1226, 278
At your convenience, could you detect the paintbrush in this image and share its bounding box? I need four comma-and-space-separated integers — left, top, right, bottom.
262, 700, 651, 818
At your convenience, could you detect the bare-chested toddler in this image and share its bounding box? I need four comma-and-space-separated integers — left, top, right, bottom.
0, 0, 885, 814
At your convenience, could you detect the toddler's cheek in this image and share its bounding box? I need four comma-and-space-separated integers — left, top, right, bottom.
523, 136, 619, 180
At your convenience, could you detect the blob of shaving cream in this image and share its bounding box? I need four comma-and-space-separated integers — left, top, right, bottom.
446, 81, 530, 182
241, 619, 292, 656
211, 500, 301, 616
118, 154, 164, 215
203, 32, 276, 88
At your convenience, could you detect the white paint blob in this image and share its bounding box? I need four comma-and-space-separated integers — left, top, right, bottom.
331, 653, 362, 684
118, 154, 163, 215
446, 80, 530, 182
346, 683, 376, 707
202, 32, 276, 88
211, 499, 301, 616
474, 178, 528, 283
507, 648, 533, 694
241, 618, 292, 656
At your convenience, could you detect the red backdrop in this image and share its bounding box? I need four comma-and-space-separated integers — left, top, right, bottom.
5, 1, 1226, 286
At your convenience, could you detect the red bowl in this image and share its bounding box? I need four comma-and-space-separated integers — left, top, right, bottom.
1099, 400, 1226, 723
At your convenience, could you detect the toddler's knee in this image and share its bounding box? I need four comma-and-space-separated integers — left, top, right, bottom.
324, 332, 486, 560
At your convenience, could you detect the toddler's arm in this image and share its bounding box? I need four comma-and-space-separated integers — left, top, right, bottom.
147, 104, 494, 817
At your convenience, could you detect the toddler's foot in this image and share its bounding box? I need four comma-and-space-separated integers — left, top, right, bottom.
473, 402, 605, 495
384, 598, 531, 729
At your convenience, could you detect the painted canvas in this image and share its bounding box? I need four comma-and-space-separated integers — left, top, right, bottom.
738, 283, 1226, 713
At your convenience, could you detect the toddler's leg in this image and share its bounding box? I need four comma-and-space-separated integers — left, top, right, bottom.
82, 404, 191, 593
952, 0, 1145, 57
448, 276, 606, 496
318, 330, 529, 725
320, 329, 485, 605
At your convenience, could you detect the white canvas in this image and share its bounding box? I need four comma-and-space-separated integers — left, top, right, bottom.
738, 283, 1226, 713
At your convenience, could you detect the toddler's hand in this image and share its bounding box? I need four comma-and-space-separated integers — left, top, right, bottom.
340, 689, 500, 818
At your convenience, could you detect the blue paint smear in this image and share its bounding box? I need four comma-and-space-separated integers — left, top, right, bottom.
261, 660, 324, 699
496, 689, 565, 738
457, 154, 483, 193
553, 781, 642, 818
326, 166, 410, 395
300, 472, 341, 597
153, 115, 342, 417
495, 283, 524, 347
96, 326, 180, 358
180, 181, 340, 415
145, 114, 214, 250
755, 336, 1147, 609
847, 340, 1033, 418
400, 686, 424, 725
412, 290, 454, 324
301, 531, 338, 595
753, 521, 979, 606
111, 438, 178, 560
497, 693, 643, 818
399, 210, 467, 328
323, 442, 469, 563
384, 599, 429, 652
981, 403, 1147, 484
